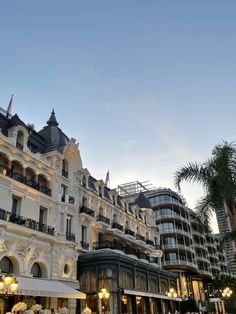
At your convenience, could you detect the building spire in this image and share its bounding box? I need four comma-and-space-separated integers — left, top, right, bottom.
6, 94, 13, 118
47, 109, 59, 126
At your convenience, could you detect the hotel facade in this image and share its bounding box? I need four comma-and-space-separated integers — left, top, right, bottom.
0, 107, 229, 314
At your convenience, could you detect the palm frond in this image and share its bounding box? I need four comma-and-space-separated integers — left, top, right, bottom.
174, 162, 209, 191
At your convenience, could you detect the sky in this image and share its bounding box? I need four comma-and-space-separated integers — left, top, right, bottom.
1, 1, 236, 232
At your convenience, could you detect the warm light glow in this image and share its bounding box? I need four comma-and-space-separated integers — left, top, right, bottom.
222, 287, 233, 298
10, 279, 18, 292
0, 277, 4, 290
4, 274, 12, 285
166, 288, 178, 300
98, 287, 110, 300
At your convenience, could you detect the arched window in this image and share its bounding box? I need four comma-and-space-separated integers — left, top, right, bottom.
0, 257, 13, 273
16, 131, 24, 150
31, 263, 42, 278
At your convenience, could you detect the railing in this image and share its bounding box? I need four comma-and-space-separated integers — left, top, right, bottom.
146, 239, 154, 246
69, 196, 75, 204
155, 212, 190, 224
92, 240, 157, 263
62, 169, 68, 178
16, 142, 23, 151
136, 234, 145, 242
162, 243, 195, 252
160, 227, 191, 237
79, 206, 95, 217
97, 214, 110, 225
0, 168, 51, 197
66, 232, 75, 242
112, 222, 124, 231
162, 259, 197, 268
125, 228, 135, 237
80, 241, 89, 250
0, 208, 54, 236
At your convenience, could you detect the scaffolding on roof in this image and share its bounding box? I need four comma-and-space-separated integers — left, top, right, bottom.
117, 181, 156, 196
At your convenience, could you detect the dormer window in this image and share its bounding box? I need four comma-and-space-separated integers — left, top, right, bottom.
62, 159, 68, 178
82, 176, 87, 187
113, 195, 116, 205
99, 186, 103, 197
16, 130, 24, 151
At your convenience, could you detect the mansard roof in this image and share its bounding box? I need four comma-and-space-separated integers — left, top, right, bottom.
134, 192, 152, 209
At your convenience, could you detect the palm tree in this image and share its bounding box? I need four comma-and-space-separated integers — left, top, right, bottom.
174, 141, 236, 230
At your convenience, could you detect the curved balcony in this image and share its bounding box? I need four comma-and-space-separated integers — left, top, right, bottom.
162, 259, 197, 272
66, 232, 75, 242
155, 212, 190, 225
95, 214, 110, 228
125, 228, 135, 238
191, 230, 206, 238
162, 243, 195, 253
196, 255, 210, 264
197, 269, 212, 278
136, 234, 145, 243
160, 228, 192, 239
211, 264, 221, 271
193, 242, 208, 251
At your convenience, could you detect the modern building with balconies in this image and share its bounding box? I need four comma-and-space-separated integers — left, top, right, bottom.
117, 181, 230, 307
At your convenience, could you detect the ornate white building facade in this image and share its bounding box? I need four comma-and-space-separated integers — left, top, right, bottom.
0, 108, 164, 314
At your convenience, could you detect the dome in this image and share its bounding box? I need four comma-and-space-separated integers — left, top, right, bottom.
134, 192, 152, 209
38, 110, 69, 153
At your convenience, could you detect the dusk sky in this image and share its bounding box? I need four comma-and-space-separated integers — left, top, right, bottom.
1, 1, 236, 232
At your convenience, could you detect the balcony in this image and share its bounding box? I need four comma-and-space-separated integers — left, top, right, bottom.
162, 243, 195, 253
80, 241, 89, 250
0, 168, 52, 197
162, 259, 197, 271
79, 206, 95, 218
92, 240, 158, 263
136, 234, 145, 242
16, 142, 23, 151
146, 239, 154, 246
125, 228, 135, 237
112, 222, 123, 232
160, 227, 192, 238
96, 214, 110, 225
0, 208, 54, 236
66, 232, 75, 242
155, 212, 190, 225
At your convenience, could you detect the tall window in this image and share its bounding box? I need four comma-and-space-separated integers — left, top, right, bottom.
16, 131, 24, 151
62, 159, 68, 178
61, 184, 68, 202
39, 207, 47, 226
81, 225, 87, 243
82, 196, 87, 207
12, 196, 21, 216
66, 215, 72, 236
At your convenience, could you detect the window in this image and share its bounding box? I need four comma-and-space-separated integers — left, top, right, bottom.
31, 263, 42, 278
66, 215, 72, 236
39, 207, 47, 224
61, 184, 68, 202
12, 196, 21, 216
82, 176, 86, 187
0, 257, 13, 273
62, 159, 68, 178
60, 213, 64, 233
81, 225, 87, 243
16, 131, 24, 151
82, 196, 87, 207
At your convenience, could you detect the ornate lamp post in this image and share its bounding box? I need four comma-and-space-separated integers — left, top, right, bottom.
166, 288, 178, 314
98, 287, 110, 314
0, 274, 18, 294
222, 287, 232, 298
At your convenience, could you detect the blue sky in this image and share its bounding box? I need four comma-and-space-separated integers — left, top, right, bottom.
1, 1, 236, 231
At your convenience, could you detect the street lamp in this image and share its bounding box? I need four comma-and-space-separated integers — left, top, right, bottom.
98, 287, 110, 314
222, 287, 233, 298
0, 274, 18, 294
166, 288, 178, 314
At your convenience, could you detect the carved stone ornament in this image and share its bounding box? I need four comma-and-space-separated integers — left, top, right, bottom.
0, 228, 7, 254
17, 236, 37, 262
